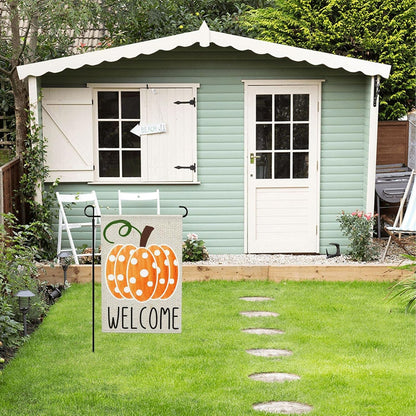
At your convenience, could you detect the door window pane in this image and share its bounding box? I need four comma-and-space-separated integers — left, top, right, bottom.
98, 121, 119, 148
256, 95, 272, 121
275, 153, 290, 178
293, 94, 309, 121
122, 151, 141, 177
256, 153, 272, 178
99, 151, 119, 177
275, 124, 290, 150
275, 94, 290, 121
256, 124, 272, 150
121, 92, 140, 119
293, 124, 309, 150
293, 152, 309, 178
122, 121, 141, 148
98, 91, 118, 119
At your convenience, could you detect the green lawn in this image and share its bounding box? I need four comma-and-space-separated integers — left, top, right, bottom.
0, 281, 414, 415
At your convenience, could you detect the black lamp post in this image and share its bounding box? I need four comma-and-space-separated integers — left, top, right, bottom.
15, 290, 35, 336
57, 251, 71, 286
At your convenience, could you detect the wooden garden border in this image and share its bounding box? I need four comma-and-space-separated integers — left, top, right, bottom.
38, 263, 410, 285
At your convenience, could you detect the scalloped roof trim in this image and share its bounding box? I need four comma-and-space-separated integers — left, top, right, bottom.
17, 22, 391, 80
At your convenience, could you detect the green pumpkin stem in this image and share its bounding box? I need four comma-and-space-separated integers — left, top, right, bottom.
140, 225, 154, 247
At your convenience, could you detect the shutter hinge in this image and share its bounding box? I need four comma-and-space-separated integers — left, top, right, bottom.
174, 97, 196, 107
175, 163, 196, 172
93, 165, 95, 171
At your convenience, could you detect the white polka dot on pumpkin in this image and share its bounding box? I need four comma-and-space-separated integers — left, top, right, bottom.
164, 259, 169, 266
130, 258, 138, 265
124, 287, 130, 293
142, 252, 149, 259
129, 277, 136, 284
117, 274, 124, 281
152, 262, 157, 269
118, 255, 125, 262
147, 281, 153, 287
164, 249, 170, 256
157, 267, 161, 274
109, 255, 116, 262
136, 289, 143, 296
140, 269, 149, 278
108, 274, 115, 281
169, 278, 175, 284
159, 278, 165, 284
173, 259, 178, 266
154, 249, 161, 256
130, 249, 135, 256
115, 287, 120, 293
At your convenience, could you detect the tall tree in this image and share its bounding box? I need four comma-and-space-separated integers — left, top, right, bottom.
99, 0, 273, 45
0, 0, 100, 159
239, 0, 415, 120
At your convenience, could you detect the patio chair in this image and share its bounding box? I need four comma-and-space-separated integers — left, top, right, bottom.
118, 189, 160, 215
56, 191, 101, 265
382, 170, 416, 261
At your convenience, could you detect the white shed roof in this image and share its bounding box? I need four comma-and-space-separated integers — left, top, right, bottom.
17, 22, 391, 80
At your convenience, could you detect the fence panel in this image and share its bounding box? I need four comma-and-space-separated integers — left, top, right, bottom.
0, 157, 23, 225
377, 121, 409, 166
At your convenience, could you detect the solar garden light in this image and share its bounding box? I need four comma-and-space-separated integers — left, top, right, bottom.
15, 290, 35, 336
57, 251, 71, 286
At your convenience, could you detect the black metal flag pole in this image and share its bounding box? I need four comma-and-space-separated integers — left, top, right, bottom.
84, 204, 100, 353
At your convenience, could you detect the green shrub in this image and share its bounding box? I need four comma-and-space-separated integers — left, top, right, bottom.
389, 255, 416, 312
182, 233, 209, 262
0, 215, 48, 347
337, 210, 378, 261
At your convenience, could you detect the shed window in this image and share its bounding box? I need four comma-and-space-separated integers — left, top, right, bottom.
97, 91, 141, 178
94, 85, 198, 183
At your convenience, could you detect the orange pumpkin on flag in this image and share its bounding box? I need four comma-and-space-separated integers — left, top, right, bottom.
105, 226, 179, 301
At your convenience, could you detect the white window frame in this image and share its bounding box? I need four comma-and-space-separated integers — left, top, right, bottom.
89, 83, 199, 184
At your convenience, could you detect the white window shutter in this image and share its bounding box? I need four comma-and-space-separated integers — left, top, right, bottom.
42, 88, 93, 182
141, 87, 197, 182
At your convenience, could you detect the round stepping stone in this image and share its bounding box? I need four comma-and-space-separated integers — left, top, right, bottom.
240, 311, 279, 317
253, 401, 313, 414
240, 296, 274, 302
249, 372, 300, 383
242, 328, 284, 335
246, 348, 293, 357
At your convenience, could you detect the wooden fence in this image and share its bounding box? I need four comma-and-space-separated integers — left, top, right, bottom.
0, 157, 23, 225
377, 120, 409, 166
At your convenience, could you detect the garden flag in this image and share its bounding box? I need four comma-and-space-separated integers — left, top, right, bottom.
101, 215, 182, 333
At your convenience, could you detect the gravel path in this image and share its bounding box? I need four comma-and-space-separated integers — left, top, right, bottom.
185, 239, 415, 266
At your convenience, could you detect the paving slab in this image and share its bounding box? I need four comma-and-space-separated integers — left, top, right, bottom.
253, 401, 313, 414
240, 311, 279, 317
242, 328, 284, 335
249, 372, 300, 383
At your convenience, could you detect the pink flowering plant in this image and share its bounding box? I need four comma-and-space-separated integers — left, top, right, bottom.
182, 233, 209, 262
337, 210, 378, 261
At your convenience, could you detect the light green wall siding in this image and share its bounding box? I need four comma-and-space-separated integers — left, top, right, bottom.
43, 46, 372, 254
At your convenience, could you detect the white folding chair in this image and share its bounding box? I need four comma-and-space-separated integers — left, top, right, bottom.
118, 189, 160, 215
382, 170, 416, 260
56, 191, 101, 265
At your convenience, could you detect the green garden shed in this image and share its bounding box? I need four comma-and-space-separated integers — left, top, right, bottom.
17, 23, 391, 255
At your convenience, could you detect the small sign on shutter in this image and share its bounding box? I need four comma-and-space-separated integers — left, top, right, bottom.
101, 215, 182, 333
130, 123, 167, 136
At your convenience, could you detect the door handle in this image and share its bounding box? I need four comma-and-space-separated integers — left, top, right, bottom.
250, 153, 261, 164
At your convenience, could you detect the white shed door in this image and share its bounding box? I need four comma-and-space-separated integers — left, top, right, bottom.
42, 88, 93, 182
247, 84, 320, 253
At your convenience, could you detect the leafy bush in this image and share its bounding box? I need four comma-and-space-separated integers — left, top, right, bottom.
182, 233, 209, 262
0, 215, 48, 348
337, 210, 378, 261
389, 255, 416, 313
